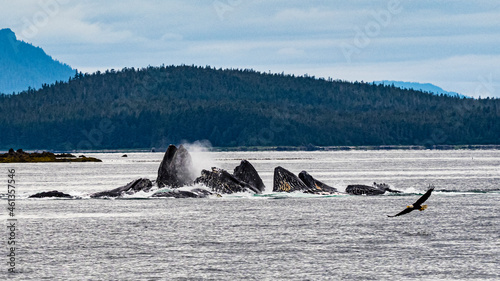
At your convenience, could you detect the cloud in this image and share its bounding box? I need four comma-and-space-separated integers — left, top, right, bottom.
277, 47, 305, 57
264, 55, 500, 98
0, 0, 499, 97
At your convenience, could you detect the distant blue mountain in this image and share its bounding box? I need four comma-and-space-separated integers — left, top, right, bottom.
373, 80, 469, 99
0, 28, 75, 94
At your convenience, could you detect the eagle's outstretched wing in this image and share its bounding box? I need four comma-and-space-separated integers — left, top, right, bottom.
387, 207, 414, 217
414, 186, 434, 206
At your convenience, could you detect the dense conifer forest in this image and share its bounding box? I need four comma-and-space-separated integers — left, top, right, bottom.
0, 65, 499, 150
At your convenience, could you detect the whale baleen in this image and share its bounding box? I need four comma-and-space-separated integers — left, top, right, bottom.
273, 166, 309, 192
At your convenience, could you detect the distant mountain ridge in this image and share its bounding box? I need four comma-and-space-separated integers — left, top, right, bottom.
373, 80, 468, 99
0, 28, 75, 94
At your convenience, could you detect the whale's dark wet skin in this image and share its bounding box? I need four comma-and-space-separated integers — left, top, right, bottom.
3, 150, 499, 280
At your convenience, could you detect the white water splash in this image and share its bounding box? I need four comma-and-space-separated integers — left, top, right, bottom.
181, 140, 217, 177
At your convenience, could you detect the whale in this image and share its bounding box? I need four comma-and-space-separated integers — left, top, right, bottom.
298, 171, 338, 194
91, 145, 266, 198
346, 182, 401, 195
273, 166, 310, 192
29, 190, 73, 198
152, 188, 212, 198
195, 167, 259, 194
346, 184, 385, 195
273, 167, 339, 194
90, 178, 153, 198
88, 144, 362, 198
88, 143, 402, 199
156, 145, 196, 188
233, 160, 266, 193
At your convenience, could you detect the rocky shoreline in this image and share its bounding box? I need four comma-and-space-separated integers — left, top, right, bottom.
0, 149, 102, 163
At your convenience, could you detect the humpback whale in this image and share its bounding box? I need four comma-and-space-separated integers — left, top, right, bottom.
29, 190, 73, 198
346, 182, 401, 195
298, 171, 338, 194
273, 167, 339, 194
89, 145, 267, 198
273, 166, 309, 192
156, 145, 196, 188
233, 160, 266, 193
346, 185, 385, 195
152, 188, 212, 198
388, 186, 434, 217
195, 167, 259, 194
90, 178, 153, 198
87, 143, 403, 199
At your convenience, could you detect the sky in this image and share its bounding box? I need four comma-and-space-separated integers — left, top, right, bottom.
1, 0, 499, 98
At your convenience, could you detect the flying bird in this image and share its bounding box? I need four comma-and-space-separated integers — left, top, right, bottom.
388, 186, 435, 217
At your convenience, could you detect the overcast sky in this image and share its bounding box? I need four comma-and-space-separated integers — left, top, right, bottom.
1, 0, 499, 98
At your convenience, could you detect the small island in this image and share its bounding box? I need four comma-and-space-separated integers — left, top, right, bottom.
0, 149, 102, 163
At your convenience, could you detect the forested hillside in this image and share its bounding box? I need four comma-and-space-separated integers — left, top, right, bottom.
0, 28, 74, 94
0, 65, 498, 150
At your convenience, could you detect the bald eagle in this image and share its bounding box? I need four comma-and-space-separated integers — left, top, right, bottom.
388, 186, 434, 217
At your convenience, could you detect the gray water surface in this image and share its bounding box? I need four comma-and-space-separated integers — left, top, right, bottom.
1, 150, 499, 280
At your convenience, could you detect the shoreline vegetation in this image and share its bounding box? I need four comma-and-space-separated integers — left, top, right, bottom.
0, 148, 102, 163
1, 144, 499, 156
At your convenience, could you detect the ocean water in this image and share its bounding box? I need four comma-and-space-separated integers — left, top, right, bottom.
1, 150, 499, 280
